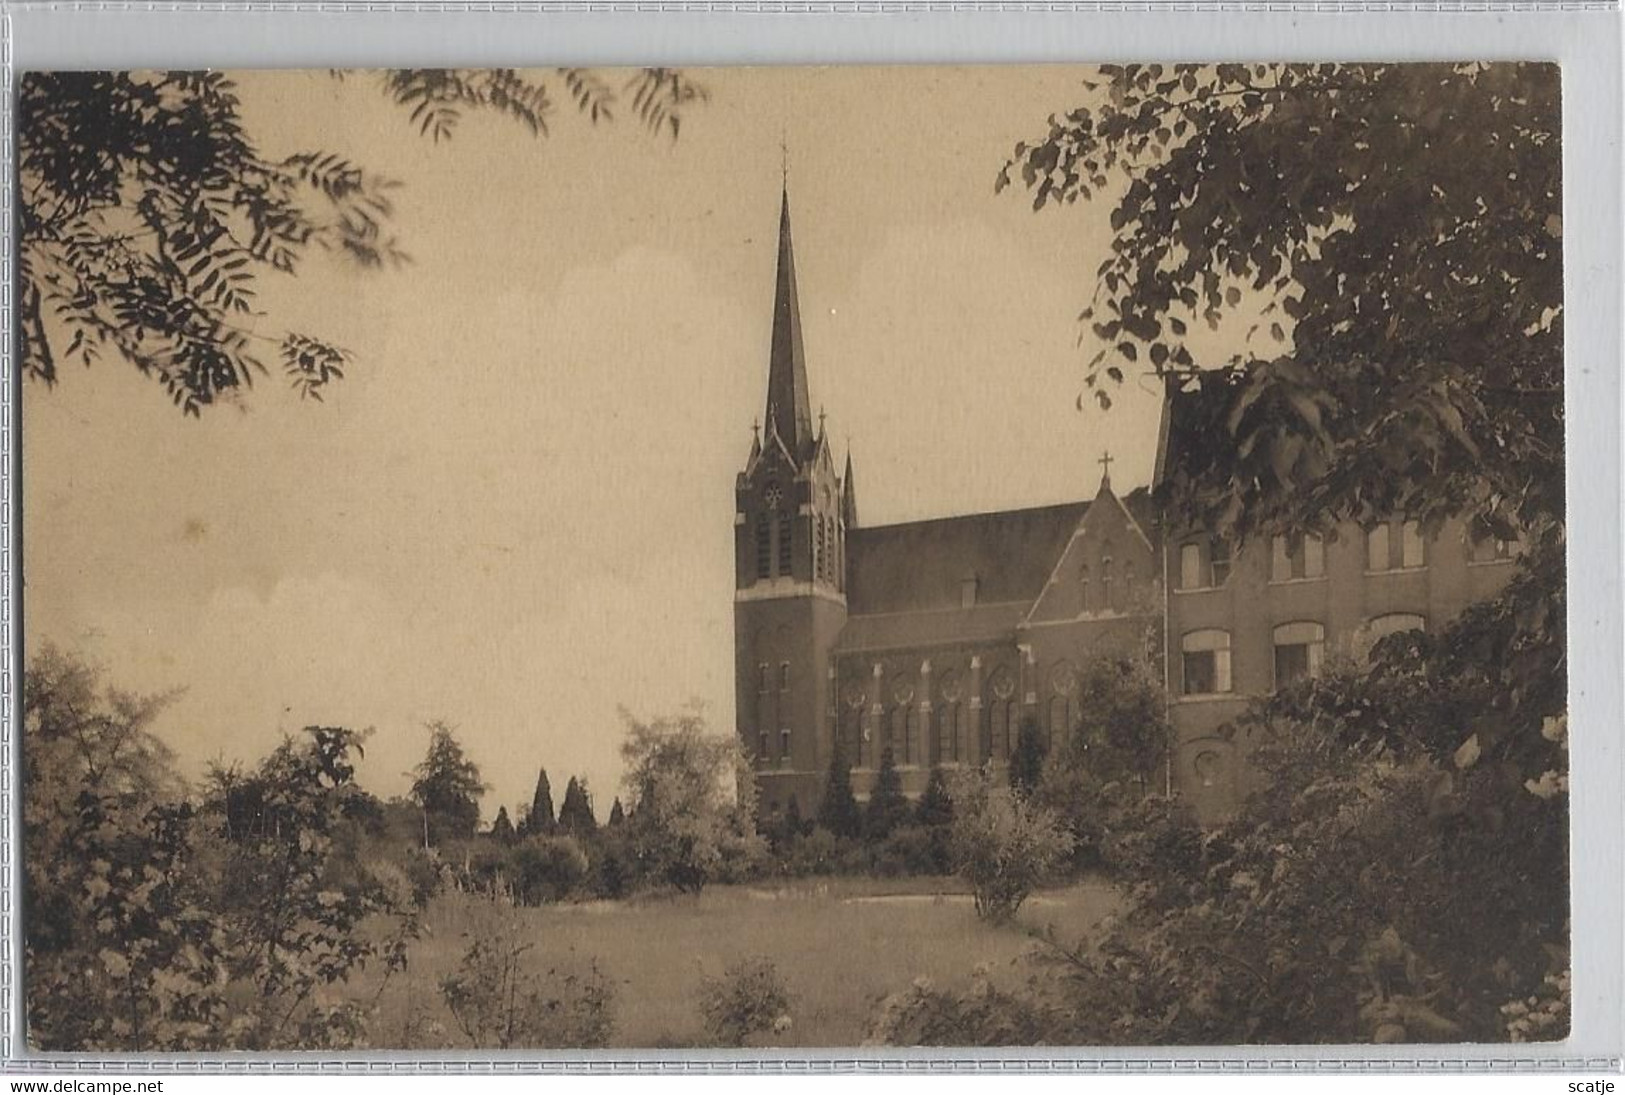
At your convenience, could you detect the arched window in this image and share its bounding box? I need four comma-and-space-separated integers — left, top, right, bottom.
1123, 562, 1136, 604
988, 701, 1015, 760
815, 517, 825, 581
1101, 556, 1114, 610
1369, 612, 1427, 639
1078, 563, 1090, 613
938, 703, 964, 764
1272, 621, 1326, 687
1365, 614, 1427, 661
1048, 696, 1071, 745
755, 519, 772, 579
776, 517, 793, 575
1181, 629, 1232, 695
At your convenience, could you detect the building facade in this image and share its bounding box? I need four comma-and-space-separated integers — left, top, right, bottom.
735, 192, 1522, 820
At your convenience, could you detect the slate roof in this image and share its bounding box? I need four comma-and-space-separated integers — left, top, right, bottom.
845, 501, 1091, 616
832, 601, 1029, 655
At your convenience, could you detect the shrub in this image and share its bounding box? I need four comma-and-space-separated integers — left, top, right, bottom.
439, 900, 614, 1048
868, 968, 1057, 1047
870, 825, 936, 878
696, 956, 793, 1047
948, 768, 1073, 923
508, 835, 589, 905
778, 826, 863, 877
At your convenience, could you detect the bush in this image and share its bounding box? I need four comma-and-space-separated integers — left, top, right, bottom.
508, 835, 589, 905
777, 826, 865, 877
948, 768, 1073, 923
439, 899, 614, 1049
869, 825, 937, 878
868, 968, 1057, 1047
696, 956, 793, 1047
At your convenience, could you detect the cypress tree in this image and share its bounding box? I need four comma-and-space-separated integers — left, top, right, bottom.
490, 805, 517, 845
525, 768, 557, 836
1009, 717, 1048, 800
817, 745, 862, 840
915, 766, 956, 874
558, 775, 598, 837
607, 797, 626, 827
864, 746, 909, 841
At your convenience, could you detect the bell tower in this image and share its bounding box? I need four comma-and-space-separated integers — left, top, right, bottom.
734, 187, 849, 815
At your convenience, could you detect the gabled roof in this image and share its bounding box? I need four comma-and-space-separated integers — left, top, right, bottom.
1153, 370, 1244, 493
845, 501, 1091, 615
834, 601, 1028, 655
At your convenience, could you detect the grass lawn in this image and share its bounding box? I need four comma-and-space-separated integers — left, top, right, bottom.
361, 875, 1122, 1049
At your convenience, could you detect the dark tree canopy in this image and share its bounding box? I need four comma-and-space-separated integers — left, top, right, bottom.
863, 747, 910, 841
1007, 718, 1048, 800
1003, 63, 1561, 545
817, 746, 862, 840
409, 721, 486, 845
557, 775, 598, 837
1005, 63, 1565, 781
489, 805, 517, 845
18, 68, 706, 414
524, 767, 557, 837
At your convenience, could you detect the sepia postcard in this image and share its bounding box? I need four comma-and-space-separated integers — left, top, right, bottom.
16, 62, 1568, 1053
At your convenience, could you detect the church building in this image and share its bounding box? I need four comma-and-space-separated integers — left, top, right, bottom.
734, 190, 1522, 821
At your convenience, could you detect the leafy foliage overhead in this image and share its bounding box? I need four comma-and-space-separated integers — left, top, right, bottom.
18, 67, 707, 414
1002, 63, 1561, 543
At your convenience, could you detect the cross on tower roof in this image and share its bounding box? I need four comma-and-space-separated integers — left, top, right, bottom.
1098, 450, 1114, 492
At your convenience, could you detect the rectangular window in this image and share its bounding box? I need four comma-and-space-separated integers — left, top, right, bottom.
1272, 533, 1327, 581
1401, 520, 1426, 568
1270, 536, 1292, 582
960, 577, 979, 608
1469, 522, 1520, 564
1178, 543, 1201, 591
779, 662, 791, 692
779, 727, 791, 762
1303, 534, 1325, 578
1180, 630, 1233, 695
1210, 540, 1232, 586
1273, 622, 1326, 686
1182, 650, 1227, 695
757, 729, 769, 761
1366, 524, 1391, 571
1274, 643, 1311, 686
757, 663, 769, 693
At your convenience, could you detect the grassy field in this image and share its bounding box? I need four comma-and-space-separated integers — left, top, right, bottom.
360, 876, 1122, 1049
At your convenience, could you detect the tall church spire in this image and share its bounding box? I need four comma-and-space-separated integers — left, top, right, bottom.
766, 187, 814, 457
842, 449, 859, 529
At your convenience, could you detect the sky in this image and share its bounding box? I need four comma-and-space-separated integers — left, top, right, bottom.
24, 65, 1172, 821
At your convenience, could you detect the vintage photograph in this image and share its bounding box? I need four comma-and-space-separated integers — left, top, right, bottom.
18, 63, 1566, 1051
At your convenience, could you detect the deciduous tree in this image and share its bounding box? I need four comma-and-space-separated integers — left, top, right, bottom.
18, 68, 706, 413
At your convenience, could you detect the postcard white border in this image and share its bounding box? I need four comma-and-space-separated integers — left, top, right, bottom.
1, 0, 1619, 1072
